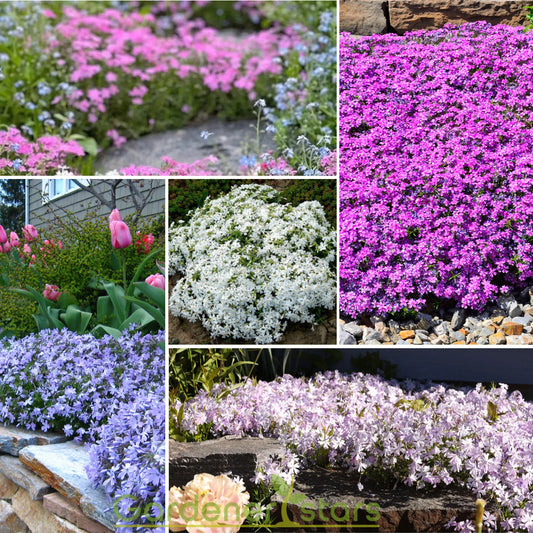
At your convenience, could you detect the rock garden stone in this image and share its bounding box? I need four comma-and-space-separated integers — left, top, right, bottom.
0, 425, 67, 456
18, 442, 115, 530
0, 456, 53, 500
0, 499, 29, 533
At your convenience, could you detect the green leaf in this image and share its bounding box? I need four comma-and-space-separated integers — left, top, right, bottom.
110, 250, 121, 271
91, 324, 123, 340
132, 282, 165, 310
76, 137, 99, 157
119, 308, 155, 330
487, 401, 498, 422
102, 282, 127, 324
287, 493, 307, 505
57, 292, 78, 308
124, 296, 164, 328
61, 306, 92, 334
271, 474, 289, 498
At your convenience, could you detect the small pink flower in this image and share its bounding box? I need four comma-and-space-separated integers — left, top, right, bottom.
22, 224, 38, 242
23, 244, 31, 255
145, 273, 165, 290
42, 8, 56, 18
43, 284, 61, 302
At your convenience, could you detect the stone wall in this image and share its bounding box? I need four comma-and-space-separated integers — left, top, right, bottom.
0, 426, 113, 533
340, 0, 531, 35
170, 437, 477, 533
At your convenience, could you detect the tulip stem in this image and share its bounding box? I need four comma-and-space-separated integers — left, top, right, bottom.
122, 249, 127, 291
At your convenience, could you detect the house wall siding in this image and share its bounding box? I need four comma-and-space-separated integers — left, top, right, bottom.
28, 179, 165, 229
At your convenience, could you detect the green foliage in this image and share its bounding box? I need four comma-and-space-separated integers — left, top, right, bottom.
279, 179, 336, 227
169, 348, 256, 442
169, 178, 336, 225
35, 211, 163, 309
526, 6, 533, 28
351, 351, 398, 380
0, 287, 36, 337
0, 179, 25, 229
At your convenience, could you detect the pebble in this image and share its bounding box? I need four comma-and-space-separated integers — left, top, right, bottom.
339, 288, 533, 345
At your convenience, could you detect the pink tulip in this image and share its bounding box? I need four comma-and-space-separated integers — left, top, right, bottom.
110, 220, 132, 249
23, 243, 31, 255
2, 242, 11, 253
23, 224, 38, 242
10, 232, 20, 247
43, 284, 61, 302
0, 225, 7, 244
109, 209, 123, 223
145, 273, 165, 290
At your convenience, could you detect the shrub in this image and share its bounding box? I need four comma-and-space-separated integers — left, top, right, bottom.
340, 23, 533, 318
168, 184, 336, 343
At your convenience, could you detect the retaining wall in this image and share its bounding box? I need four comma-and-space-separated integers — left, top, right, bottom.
340, 0, 531, 35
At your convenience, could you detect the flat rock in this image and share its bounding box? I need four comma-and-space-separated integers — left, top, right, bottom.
339, 327, 357, 345
489, 331, 506, 345
0, 499, 29, 533
500, 322, 523, 336
450, 310, 465, 330
96, 118, 275, 176
340, 0, 389, 35
169, 436, 284, 492
0, 425, 67, 456
18, 442, 115, 530
389, 0, 531, 34
0, 470, 18, 499
399, 330, 415, 340
43, 493, 113, 533
276, 468, 476, 532
11, 488, 86, 533
0, 455, 53, 500
344, 322, 363, 337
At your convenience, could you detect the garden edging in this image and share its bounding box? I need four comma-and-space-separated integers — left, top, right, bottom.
0, 425, 113, 533
170, 437, 477, 532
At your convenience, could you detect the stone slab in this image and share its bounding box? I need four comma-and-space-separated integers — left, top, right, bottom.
275, 468, 476, 532
389, 0, 531, 34
0, 470, 18, 499
18, 442, 116, 530
0, 455, 53, 500
43, 492, 113, 533
169, 436, 285, 491
0, 425, 68, 456
0, 499, 29, 533
340, 0, 389, 35
12, 488, 86, 533
96, 118, 276, 176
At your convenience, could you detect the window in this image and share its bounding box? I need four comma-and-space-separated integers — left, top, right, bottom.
41, 178, 89, 203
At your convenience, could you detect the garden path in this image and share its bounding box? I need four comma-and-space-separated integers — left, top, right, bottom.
96, 117, 276, 175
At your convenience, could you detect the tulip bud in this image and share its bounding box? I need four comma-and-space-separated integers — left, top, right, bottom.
146, 273, 165, 290
0, 225, 7, 244
110, 220, 132, 249
10, 232, 20, 247
109, 209, 123, 223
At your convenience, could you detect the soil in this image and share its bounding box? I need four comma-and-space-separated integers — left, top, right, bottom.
169, 276, 337, 345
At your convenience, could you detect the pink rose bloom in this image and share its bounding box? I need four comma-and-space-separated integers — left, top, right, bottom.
145, 273, 165, 290
43, 284, 61, 302
169, 474, 249, 533
22, 224, 38, 242
10, 232, 20, 247
110, 220, 132, 249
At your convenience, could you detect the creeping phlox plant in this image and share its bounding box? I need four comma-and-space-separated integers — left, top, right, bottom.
0, 1, 336, 176
340, 22, 533, 318
168, 184, 336, 343
0, 328, 165, 530
178, 372, 533, 533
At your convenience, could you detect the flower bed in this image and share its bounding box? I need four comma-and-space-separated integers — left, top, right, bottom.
168, 184, 336, 344
0, 327, 165, 530
0, 1, 336, 176
339, 22, 533, 319
177, 372, 533, 532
